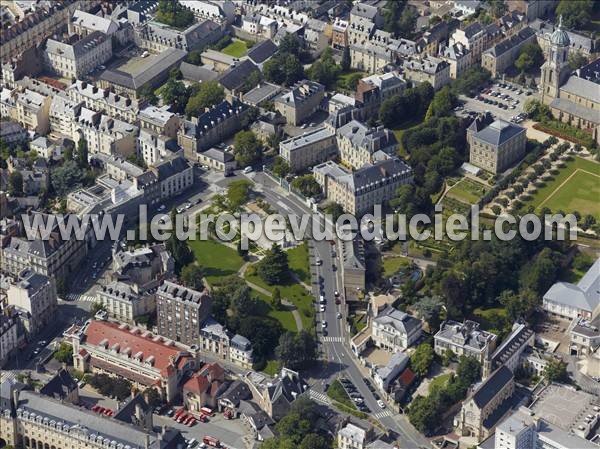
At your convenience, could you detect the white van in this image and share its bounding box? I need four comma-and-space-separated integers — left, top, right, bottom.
243, 166, 253, 174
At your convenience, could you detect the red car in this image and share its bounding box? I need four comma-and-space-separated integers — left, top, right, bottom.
197, 414, 208, 423
92, 405, 101, 412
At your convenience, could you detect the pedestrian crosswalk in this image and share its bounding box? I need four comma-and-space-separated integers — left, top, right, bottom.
373, 409, 393, 419
322, 336, 344, 342
309, 390, 331, 405
64, 293, 96, 302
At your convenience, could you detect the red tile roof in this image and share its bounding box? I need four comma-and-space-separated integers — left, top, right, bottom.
198, 362, 224, 381
183, 374, 209, 395
84, 320, 181, 372
398, 368, 416, 387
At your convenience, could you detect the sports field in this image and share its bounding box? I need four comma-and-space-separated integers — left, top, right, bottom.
527, 157, 600, 219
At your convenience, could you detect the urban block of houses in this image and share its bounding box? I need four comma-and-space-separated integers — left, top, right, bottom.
69, 319, 198, 402
481, 27, 536, 76
401, 55, 451, 91
543, 257, 600, 320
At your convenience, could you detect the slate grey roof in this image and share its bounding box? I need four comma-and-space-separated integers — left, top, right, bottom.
231, 334, 251, 351
1, 385, 182, 449
158, 280, 207, 305
550, 98, 600, 124
71, 10, 119, 34
39, 369, 77, 401
218, 59, 260, 91
560, 75, 600, 104
275, 79, 324, 107
179, 62, 219, 82
484, 26, 535, 58
471, 366, 513, 408
45, 30, 108, 60
202, 147, 234, 163
242, 82, 282, 106
544, 257, 600, 312
374, 305, 422, 336
152, 155, 190, 181
113, 393, 151, 426
462, 21, 484, 39
247, 39, 277, 64
436, 320, 496, 352
218, 380, 251, 406
337, 120, 397, 155
185, 99, 247, 137
99, 48, 186, 90
337, 157, 412, 193
489, 323, 534, 371
473, 119, 525, 147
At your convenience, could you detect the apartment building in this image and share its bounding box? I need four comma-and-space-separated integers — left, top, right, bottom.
482, 27, 537, 76
450, 21, 489, 63
14, 89, 51, 135
49, 94, 82, 137
139, 105, 180, 139
484, 322, 534, 378
0, 382, 185, 449
67, 80, 140, 123
401, 55, 451, 91
0, 315, 19, 368
313, 157, 413, 216
4, 269, 57, 336
69, 9, 119, 36
338, 422, 370, 449
178, 99, 248, 157
196, 147, 237, 175
0, 0, 99, 62
372, 305, 423, 352
183, 362, 226, 415
70, 319, 197, 402
148, 155, 194, 200
336, 120, 398, 169
43, 31, 112, 79
139, 129, 179, 167
179, 0, 235, 24
274, 80, 325, 126
241, 13, 278, 39
355, 72, 406, 118
96, 281, 154, 325
1, 213, 87, 283
468, 119, 527, 174
199, 318, 254, 369
279, 127, 337, 172
434, 320, 498, 365
73, 107, 138, 157
156, 281, 212, 346
438, 42, 471, 79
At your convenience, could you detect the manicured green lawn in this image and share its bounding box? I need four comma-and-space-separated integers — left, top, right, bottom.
245, 267, 315, 332
523, 157, 600, 220
263, 359, 281, 376
287, 242, 310, 282
446, 178, 490, 204
391, 117, 423, 159
327, 380, 356, 409
251, 290, 298, 333
472, 307, 508, 331
429, 373, 452, 392
188, 239, 244, 286
221, 40, 248, 58
335, 70, 365, 92
382, 256, 411, 277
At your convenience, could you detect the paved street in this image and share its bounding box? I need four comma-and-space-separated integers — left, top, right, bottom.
251, 172, 429, 448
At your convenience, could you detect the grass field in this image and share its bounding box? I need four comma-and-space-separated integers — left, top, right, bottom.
245, 267, 315, 332
188, 239, 244, 285
252, 290, 298, 332
429, 373, 452, 392
446, 178, 489, 204
524, 157, 600, 219
382, 256, 411, 277
221, 40, 249, 57
287, 242, 310, 282
392, 118, 423, 159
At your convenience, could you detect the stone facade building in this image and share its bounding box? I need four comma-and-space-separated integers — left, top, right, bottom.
468, 119, 526, 174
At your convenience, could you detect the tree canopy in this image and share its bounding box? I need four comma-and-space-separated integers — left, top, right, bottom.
291, 175, 321, 197
515, 42, 544, 73
556, 0, 593, 30
180, 264, 204, 290
233, 130, 262, 167
184, 80, 225, 117
257, 243, 289, 285
275, 330, 318, 370
155, 0, 194, 29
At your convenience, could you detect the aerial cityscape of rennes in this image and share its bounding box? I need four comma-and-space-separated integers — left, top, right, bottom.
0, 1, 599, 448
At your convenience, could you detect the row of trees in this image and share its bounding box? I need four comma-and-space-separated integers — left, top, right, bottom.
379, 82, 434, 128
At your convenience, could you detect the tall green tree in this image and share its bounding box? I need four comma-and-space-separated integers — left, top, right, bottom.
233, 130, 262, 166
76, 138, 88, 168
257, 243, 289, 284
275, 330, 318, 370
184, 80, 225, 117
410, 343, 434, 377
8, 170, 23, 196
556, 0, 593, 30
341, 46, 351, 72
166, 208, 193, 274
180, 264, 204, 290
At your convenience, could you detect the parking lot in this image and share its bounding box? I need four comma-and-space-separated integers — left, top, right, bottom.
338, 376, 386, 413
458, 81, 535, 122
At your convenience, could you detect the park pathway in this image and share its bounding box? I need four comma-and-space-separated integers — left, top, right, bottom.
237, 262, 304, 331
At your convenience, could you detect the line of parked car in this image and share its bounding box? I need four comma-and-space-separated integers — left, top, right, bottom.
339, 377, 373, 413
91, 404, 113, 417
